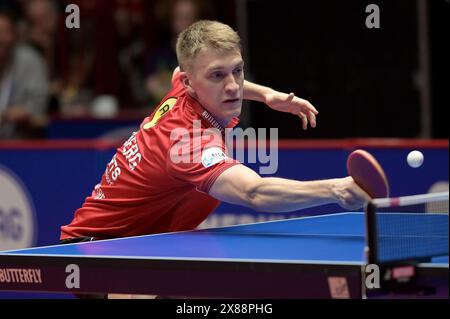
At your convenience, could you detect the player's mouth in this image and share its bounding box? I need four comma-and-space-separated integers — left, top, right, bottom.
223, 98, 241, 104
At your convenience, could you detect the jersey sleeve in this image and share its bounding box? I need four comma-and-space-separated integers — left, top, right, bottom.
166, 131, 240, 194
171, 68, 182, 87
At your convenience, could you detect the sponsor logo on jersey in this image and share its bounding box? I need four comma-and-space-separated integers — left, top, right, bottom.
201, 147, 228, 168
144, 97, 177, 130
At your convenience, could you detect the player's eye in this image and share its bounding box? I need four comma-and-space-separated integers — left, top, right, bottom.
233, 67, 243, 75
210, 72, 224, 80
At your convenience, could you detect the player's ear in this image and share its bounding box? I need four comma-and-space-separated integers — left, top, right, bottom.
180, 72, 197, 98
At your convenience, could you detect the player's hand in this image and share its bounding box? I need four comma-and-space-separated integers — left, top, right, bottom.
332, 177, 372, 210
264, 91, 318, 130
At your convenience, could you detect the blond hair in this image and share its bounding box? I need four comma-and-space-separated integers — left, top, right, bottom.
176, 20, 241, 71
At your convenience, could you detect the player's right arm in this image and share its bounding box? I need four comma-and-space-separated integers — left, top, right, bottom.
209, 164, 371, 212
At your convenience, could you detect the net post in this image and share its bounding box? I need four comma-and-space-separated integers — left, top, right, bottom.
364, 200, 378, 265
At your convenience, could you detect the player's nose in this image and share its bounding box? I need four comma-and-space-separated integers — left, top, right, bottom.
224, 74, 240, 95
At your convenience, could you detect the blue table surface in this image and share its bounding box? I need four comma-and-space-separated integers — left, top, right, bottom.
2, 212, 449, 265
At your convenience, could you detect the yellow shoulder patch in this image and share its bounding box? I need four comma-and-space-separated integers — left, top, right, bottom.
143, 97, 177, 130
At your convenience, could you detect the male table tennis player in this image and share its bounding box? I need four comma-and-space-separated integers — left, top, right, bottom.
60, 21, 371, 297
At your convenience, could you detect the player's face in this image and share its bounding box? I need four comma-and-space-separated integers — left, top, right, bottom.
184, 47, 244, 126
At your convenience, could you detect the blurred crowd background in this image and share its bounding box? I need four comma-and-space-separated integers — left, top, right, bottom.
0, 0, 447, 140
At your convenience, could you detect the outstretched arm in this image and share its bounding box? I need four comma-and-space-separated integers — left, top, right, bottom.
243, 80, 318, 130
209, 164, 371, 213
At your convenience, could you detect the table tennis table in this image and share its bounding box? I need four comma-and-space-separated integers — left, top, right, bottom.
0, 212, 448, 298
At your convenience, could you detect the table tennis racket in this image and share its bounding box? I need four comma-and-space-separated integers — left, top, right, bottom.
347, 149, 389, 198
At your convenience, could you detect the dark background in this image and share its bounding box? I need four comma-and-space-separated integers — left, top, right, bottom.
242, 0, 448, 138
429, 0, 448, 138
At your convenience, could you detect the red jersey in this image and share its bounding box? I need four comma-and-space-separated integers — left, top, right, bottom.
60, 73, 240, 240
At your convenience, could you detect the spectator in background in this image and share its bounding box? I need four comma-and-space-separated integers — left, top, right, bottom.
0, 6, 49, 139
114, 0, 147, 110
58, 0, 122, 119
57, 0, 96, 118
22, 0, 61, 116
144, 0, 203, 109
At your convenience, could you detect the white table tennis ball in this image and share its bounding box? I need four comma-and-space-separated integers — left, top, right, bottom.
407, 150, 424, 168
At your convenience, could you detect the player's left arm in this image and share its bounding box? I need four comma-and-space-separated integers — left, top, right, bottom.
243, 80, 318, 130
